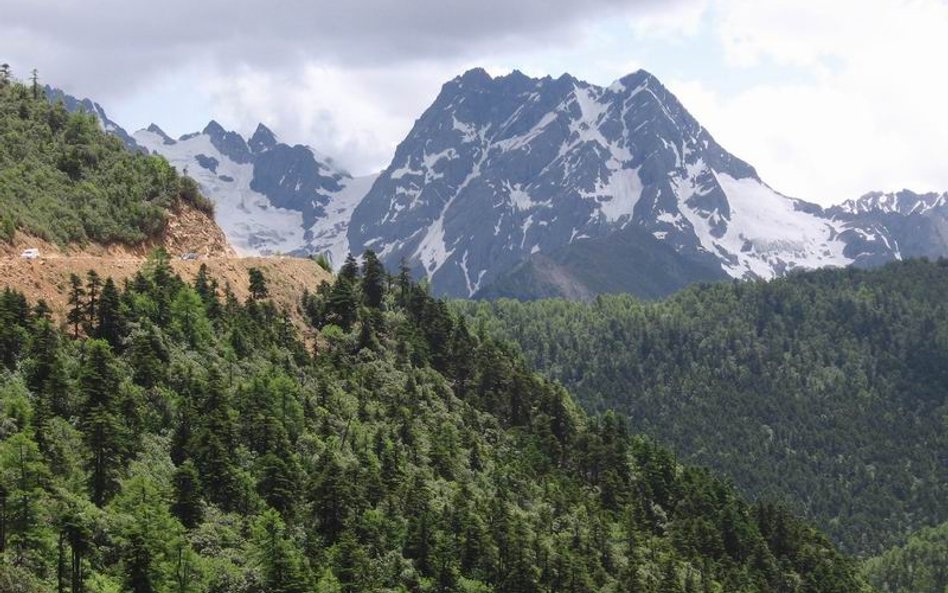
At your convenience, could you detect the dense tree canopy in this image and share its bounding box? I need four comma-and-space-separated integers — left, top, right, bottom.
0, 253, 870, 592
862, 521, 948, 593
456, 260, 948, 555
0, 75, 212, 246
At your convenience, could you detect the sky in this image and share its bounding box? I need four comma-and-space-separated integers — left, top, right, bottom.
2, 0, 946, 205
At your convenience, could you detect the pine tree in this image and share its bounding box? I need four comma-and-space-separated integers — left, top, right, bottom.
361, 250, 386, 309
85, 270, 101, 327
171, 460, 203, 529
257, 451, 299, 518
30, 68, 39, 100
327, 277, 359, 332
94, 277, 124, 348
78, 340, 126, 506
66, 274, 85, 339
0, 433, 51, 571
191, 370, 240, 510
253, 509, 309, 593
333, 530, 369, 593
249, 267, 269, 301
25, 319, 71, 450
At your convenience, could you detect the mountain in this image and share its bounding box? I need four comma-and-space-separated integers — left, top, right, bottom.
829, 190, 948, 266
456, 259, 948, 555
348, 68, 864, 297
134, 121, 377, 262
47, 76, 948, 299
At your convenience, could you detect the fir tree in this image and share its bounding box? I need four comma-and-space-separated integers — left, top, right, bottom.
171, 460, 203, 529
94, 277, 124, 348
361, 250, 386, 309
78, 340, 125, 506
249, 267, 269, 301
66, 274, 85, 339
85, 270, 101, 327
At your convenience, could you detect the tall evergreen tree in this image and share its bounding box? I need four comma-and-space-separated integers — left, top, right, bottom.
253, 509, 309, 593
249, 268, 269, 301
171, 460, 203, 529
66, 274, 85, 339
361, 250, 386, 310
85, 270, 101, 327
94, 277, 124, 348
78, 340, 125, 506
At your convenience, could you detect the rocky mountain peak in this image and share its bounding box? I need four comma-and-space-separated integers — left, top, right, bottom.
249, 123, 278, 154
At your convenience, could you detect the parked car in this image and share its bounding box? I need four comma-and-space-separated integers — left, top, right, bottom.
179, 252, 199, 261
20, 248, 40, 259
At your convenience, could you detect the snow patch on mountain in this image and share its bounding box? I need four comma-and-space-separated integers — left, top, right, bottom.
135, 123, 377, 264
679, 173, 850, 278
135, 128, 306, 255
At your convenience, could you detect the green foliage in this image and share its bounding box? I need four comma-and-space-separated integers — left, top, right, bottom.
313, 253, 333, 273
248, 268, 269, 302
456, 259, 948, 555
862, 521, 948, 593
0, 255, 871, 592
0, 78, 212, 246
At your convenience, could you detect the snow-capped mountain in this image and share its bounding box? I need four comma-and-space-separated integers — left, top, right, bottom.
348, 68, 854, 297
835, 190, 948, 217
47, 79, 948, 300
828, 190, 948, 266
134, 122, 377, 263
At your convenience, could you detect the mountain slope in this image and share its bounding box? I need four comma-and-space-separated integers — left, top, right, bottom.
0, 79, 213, 247
135, 121, 377, 262
830, 190, 948, 266
0, 254, 871, 592
457, 260, 948, 555
349, 68, 855, 297
475, 224, 728, 300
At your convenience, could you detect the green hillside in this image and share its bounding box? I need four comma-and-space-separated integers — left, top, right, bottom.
457, 260, 948, 555
0, 251, 870, 592
0, 75, 211, 246
862, 521, 948, 593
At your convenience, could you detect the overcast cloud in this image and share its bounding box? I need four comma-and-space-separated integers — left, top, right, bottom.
2, 0, 946, 204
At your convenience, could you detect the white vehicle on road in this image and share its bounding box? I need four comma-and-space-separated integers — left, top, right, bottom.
20, 248, 40, 259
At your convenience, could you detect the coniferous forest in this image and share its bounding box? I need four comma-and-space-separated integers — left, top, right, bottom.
456, 261, 948, 557
0, 250, 872, 593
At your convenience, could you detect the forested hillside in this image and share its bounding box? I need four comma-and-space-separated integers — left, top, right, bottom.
862, 521, 948, 593
457, 260, 948, 555
0, 74, 212, 246
0, 250, 870, 592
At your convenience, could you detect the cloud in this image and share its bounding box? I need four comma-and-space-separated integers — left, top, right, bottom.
668, 0, 948, 202
0, 0, 687, 174
3, 0, 945, 202
1, 0, 672, 94
198, 61, 464, 175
